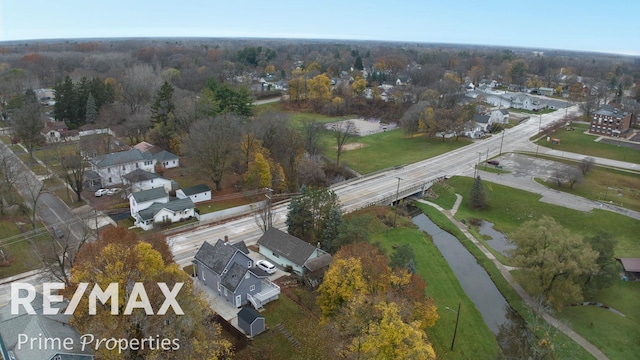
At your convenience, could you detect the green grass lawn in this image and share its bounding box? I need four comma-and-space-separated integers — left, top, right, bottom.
427, 176, 640, 358
414, 203, 595, 359
557, 281, 640, 360
0, 222, 50, 278
321, 129, 471, 174
534, 123, 640, 163
374, 227, 501, 359
237, 293, 332, 360
534, 165, 640, 212
445, 176, 640, 257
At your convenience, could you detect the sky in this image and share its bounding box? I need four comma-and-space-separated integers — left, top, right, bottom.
1, 0, 639, 55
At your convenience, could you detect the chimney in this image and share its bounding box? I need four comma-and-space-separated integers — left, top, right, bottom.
224, 235, 229, 243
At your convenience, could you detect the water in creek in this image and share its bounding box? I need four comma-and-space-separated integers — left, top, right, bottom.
479, 221, 516, 256
412, 214, 537, 358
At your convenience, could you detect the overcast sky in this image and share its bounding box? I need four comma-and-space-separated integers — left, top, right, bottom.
1, 0, 638, 55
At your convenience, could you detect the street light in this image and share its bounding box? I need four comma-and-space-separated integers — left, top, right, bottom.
445, 303, 461, 351
393, 177, 402, 228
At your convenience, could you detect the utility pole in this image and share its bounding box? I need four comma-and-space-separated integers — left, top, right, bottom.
393, 177, 402, 228
499, 130, 505, 155
535, 113, 542, 158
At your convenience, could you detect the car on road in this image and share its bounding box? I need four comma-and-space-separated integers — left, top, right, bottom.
52, 225, 64, 239
95, 189, 109, 197
256, 259, 277, 274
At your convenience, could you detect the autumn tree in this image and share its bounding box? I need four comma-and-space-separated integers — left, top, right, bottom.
469, 176, 488, 209
308, 74, 332, 111
583, 232, 618, 296
185, 114, 242, 191
508, 216, 599, 309
244, 152, 271, 190
69, 227, 232, 359
317, 258, 367, 318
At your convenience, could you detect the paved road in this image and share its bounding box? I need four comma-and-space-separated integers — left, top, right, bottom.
169, 105, 610, 265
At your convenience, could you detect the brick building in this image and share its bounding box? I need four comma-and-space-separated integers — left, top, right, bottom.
589, 105, 632, 137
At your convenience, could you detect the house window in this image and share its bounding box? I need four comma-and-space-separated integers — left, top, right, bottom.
248, 260, 252, 267
122, 165, 125, 170
108, 177, 112, 183
250, 284, 255, 292
136, 163, 139, 168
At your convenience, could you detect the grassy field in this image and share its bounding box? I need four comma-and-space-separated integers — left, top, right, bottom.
0, 222, 50, 278
535, 123, 640, 163
320, 129, 471, 174
427, 176, 640, 359
374, 227, 501, 359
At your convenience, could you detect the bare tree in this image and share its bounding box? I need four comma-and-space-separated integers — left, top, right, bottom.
297, 153, 327, 187
120, 64, 161, 114
35, 217, 92, 285
253, 189, 273, 233
56, 147, 87, 202
333, 120, 356, 166
20, 171, 48, 230
578, 157, 595, 175
185, 114, 242, 191
303, 120, 324, 156
0, 148, 22, 215
567, 167, 584, 189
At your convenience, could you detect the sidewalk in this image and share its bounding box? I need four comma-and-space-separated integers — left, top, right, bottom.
416, 198, 609, 360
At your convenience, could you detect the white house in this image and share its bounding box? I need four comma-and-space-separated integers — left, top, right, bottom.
128, 187, 195, 230
134, 198, 195, 230
489, 109, 509, 124
123, 169, 175, 193
473, 114, 492, 132
128, 187, 169, 218
510, 94, 546, 111
176, 184, 211, 203
90, 149, 156, 187
257, 228, 332, 275
153, 150, 180, 169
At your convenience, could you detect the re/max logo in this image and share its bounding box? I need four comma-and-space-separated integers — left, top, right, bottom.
11, 282, 184, 315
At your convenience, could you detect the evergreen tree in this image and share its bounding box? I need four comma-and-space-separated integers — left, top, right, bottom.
286, 186, 342, 243
354, 56, 364, 70
24, 88, 38, 104
54, 75, 76, 125
151, 80, 175, 125
85, 93, 97, 124
469, 176, 488, 209
320, 206, 343, 253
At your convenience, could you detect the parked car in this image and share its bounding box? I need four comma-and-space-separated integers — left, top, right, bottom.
95, 189, 108, 197
487, 160, 500, 166
52, 225, 64, 239
106, 188, 123, 196
256, 260, 277, 274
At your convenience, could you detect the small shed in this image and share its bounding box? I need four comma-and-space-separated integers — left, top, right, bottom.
237, 307, 265, 337
616, 258, 640, 280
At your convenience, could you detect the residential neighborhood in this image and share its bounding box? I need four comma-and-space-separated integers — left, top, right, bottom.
0, 32, 638, 360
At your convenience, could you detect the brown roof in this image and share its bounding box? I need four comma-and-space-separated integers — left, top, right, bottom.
617, 258, 640, 272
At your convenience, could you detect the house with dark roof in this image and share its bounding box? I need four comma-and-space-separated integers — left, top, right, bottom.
193, 239, 280, 310
89, 148, 155, 187
123, 168, 175, 193
128, 187, 195, 230
176, 184, 211, 203
0, 292, 94, 360
257, 228, 332, 275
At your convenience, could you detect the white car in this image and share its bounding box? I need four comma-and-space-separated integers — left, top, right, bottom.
106, 188, 123, 196
256, 260, 277, 274
94, 189, 108, 197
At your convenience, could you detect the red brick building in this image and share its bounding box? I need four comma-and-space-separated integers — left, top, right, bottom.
589, 105, 631, 137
